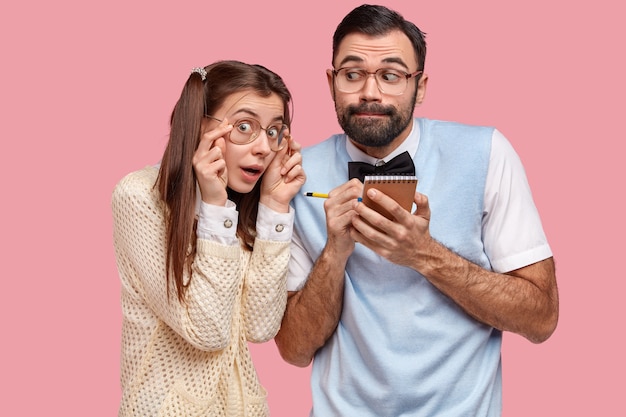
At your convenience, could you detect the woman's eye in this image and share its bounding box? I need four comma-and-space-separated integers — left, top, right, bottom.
267, 127, 280, 138
237, 122, 253, 134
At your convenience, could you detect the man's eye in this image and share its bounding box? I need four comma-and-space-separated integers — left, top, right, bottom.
380, 71, 401, 83
345, 70, 364, 81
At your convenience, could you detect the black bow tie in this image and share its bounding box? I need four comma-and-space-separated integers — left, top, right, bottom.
348, 151, 415, 182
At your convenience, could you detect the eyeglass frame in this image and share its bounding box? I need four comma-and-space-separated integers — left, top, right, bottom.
204, 115, 290, 152
331, 67, 423, 96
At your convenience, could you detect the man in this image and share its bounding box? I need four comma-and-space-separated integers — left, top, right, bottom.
275, 4, 558, 416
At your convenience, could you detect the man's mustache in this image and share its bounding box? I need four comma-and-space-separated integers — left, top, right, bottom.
346, 104, 395, 116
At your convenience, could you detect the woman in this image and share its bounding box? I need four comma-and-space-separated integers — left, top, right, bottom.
112, 60, 305, 416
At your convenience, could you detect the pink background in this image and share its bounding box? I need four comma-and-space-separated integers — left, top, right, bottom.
1, 0, 623, 415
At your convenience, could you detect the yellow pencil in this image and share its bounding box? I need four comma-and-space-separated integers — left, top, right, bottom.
304, 192, 362, 202
303, 192, 329, 198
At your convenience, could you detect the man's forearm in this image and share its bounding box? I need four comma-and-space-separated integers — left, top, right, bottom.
275, 245, 348, 367
416, 239, 559, 343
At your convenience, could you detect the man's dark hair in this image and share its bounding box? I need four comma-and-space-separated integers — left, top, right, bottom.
332, 4, 427, 71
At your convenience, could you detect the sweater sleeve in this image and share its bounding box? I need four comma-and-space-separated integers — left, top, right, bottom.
112, 167, 242, 351
241, 238, 290, 343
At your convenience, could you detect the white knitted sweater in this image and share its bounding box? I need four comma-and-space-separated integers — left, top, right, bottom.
112, 166, 289, 417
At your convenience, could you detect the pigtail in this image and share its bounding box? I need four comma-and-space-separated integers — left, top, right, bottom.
156, 68, 207, 302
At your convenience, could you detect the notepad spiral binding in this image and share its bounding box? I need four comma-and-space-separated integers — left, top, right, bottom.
363, 175, 418, 183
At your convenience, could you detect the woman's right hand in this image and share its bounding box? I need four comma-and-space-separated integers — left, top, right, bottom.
192, 119, 233, 206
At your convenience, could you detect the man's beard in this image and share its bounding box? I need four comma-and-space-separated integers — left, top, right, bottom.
336, 98, 415, 148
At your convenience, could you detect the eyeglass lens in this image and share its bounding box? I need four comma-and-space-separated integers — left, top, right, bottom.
230, 119, 287, 151
335, 68, 411, 95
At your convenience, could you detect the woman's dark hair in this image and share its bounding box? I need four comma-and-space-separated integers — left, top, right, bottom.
332, 4, 427, 72
156, 60, 292, 301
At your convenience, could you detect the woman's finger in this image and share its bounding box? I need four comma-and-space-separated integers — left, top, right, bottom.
197, 119, 232, 153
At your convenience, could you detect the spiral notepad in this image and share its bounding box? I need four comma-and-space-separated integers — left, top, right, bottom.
361, 175, 418, 220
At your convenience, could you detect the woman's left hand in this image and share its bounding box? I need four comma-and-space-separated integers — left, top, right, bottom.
260, 134, 306, 213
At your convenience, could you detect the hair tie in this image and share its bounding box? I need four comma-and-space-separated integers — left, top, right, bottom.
190, 67, 207, 81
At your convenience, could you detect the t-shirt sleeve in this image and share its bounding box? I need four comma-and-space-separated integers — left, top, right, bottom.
482, 129, 552, 272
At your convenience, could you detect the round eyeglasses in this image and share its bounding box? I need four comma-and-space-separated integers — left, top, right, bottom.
332, 67, 422, 96
205, 116, 289, 151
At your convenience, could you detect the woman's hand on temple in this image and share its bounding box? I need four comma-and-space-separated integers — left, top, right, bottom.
192, 120, 233, 206
260, 134, 306, 213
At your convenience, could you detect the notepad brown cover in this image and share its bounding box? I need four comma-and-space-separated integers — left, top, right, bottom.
361, 175, 418, 220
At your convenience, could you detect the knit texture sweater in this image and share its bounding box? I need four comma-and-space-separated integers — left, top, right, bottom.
112, 166, 289, 417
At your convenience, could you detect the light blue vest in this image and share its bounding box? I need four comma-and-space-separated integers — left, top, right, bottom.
292, 118, 501, 416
